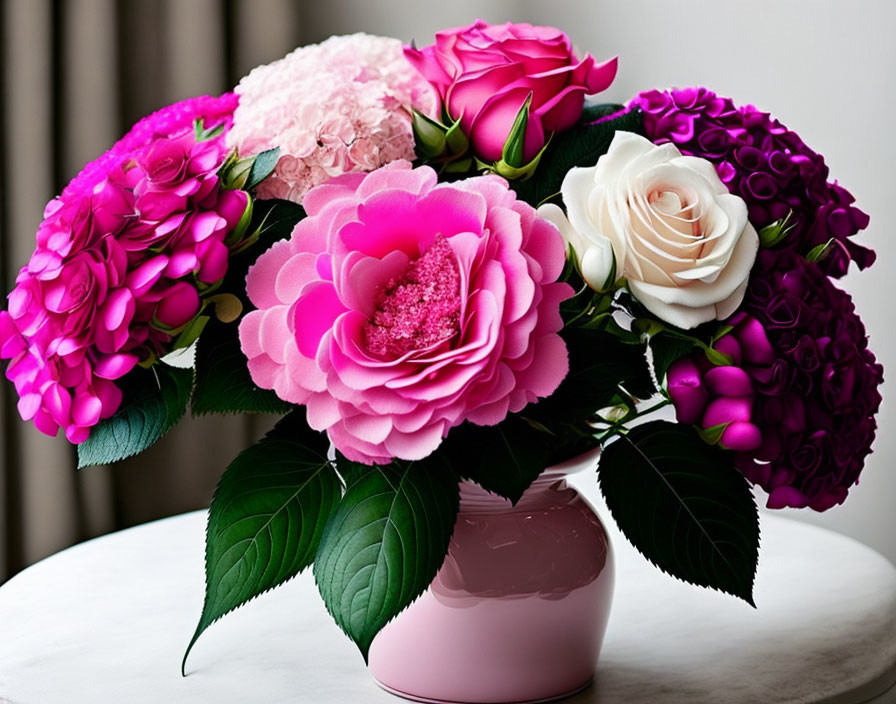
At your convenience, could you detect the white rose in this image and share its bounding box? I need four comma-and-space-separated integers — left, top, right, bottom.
538, 131, 759, 329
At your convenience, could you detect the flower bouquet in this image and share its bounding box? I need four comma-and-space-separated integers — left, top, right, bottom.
0, 19, 882, 704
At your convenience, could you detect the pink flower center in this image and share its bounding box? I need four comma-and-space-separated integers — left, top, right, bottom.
363, 236, 461, 359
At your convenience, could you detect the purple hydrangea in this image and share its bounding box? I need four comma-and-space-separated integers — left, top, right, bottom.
630, 87, 874, 278
736, 250, 882, 510
668, 250, 883, 511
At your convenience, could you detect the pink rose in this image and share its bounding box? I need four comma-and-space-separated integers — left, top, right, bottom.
404, 20, 617, 162
240, 161, 572, 464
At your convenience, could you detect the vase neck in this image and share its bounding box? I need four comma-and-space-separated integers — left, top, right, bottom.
456, 447, 601, 514
458, 470, 570, 514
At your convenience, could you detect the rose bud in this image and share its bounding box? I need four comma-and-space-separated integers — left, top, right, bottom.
713, 334, 743, 365
702, 396, 753, 428
719, 421, 762, 452
703, 366, 753, 397
667, 357, 709, 424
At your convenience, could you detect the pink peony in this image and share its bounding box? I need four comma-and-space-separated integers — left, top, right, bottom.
0, 94, 246, 443
239, 161, 572, 464
226, 34, 437, 204
404, 20, 617, 163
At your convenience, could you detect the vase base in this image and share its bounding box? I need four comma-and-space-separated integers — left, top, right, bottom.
372, 676, 593, 704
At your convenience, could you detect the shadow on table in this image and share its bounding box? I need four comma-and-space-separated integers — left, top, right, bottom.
567, 664, 707, 704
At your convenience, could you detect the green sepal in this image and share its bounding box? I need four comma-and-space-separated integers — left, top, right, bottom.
224, 196, 254, 246
490, 136, 550, 181
194, 118, 225, 142
412, 109, 448, 158
444, 116, 469, 154
806, 238, 836, 264
501, 93, 532, 168
704, 345, 734, 367
219, 154, 253, 190
443, 157, 475, 174
170, 314, 210, 351
696, 422, 730, 446
758, 212, 795, 248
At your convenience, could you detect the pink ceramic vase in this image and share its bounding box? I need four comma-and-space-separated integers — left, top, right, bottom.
367, 452, 614, 704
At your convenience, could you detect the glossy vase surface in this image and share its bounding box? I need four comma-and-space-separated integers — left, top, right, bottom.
367, 456, 614, 704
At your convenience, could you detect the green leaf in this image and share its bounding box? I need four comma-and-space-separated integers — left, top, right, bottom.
247, 148, 281, 190
334, 451, 372, 490
313, 458, 460, 659
183, 411, 341, 672
441, 416, 554, 504
532, 327, 655, 423
77, 364, 192, 468
511, 104, 645, 207
191, 199, 304, 416
598, 421, 759, 604
191, 318, 293, 415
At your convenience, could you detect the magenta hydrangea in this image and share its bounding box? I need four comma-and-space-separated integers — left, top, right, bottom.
62, 93, 238, 204
630, 87, 874, 278
0, 94, 247, 443
239, 160, 572, 464
667, 251, 883, 511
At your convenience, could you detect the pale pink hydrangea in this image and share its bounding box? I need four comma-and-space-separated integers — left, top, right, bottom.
227, 33, 438, 204
239, 161, 572, 464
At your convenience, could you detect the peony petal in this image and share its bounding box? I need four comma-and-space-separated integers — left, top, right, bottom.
259, 306, 292, 365
246, 239, 295, 308
342, 412, 394, 446
306, 393, 342, 431
291, 281, 347, 359
275, 253, 319, 308
383, 421, 447, 461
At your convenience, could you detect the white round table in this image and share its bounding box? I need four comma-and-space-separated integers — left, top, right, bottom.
1, 492, 895, 704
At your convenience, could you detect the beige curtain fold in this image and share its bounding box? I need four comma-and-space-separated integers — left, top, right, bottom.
0, 0, 302, 583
